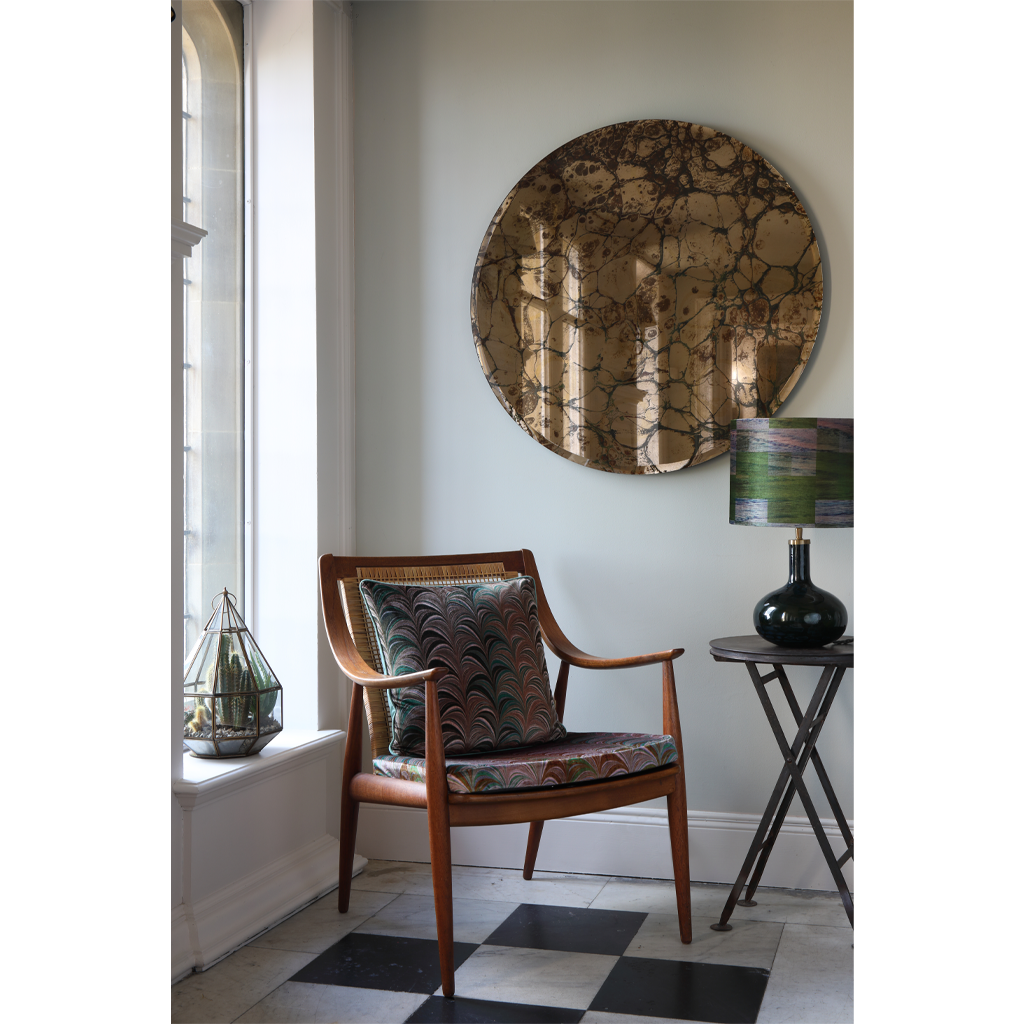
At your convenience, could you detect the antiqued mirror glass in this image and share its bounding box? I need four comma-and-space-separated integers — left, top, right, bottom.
471, 120, 823, 473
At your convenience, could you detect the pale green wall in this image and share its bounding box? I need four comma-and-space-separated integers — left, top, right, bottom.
352, 0, 853, 818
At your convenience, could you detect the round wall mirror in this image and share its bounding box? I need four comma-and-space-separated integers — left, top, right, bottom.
470, 119, 823, 474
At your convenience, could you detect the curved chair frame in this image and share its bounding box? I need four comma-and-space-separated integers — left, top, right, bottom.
319, 548, 691, 998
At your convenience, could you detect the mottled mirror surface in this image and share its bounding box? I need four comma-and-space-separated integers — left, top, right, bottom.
471, 120, 823, 473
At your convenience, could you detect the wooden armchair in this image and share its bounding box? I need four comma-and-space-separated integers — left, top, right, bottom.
318, 549, 691, 998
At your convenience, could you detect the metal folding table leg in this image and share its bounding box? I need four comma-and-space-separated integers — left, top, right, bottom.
752, 663, 853, 926
738, 664, 851, 907
712, 661, 852, 929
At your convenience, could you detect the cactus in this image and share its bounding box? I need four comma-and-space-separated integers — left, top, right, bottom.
249, 650, 280, 727
208, 635, 254, 729
184, 701, 211, 735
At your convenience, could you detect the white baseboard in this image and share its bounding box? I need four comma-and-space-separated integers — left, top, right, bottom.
357, 804, 853, 893
174, 834, 340, 980
171, 904, 194, 982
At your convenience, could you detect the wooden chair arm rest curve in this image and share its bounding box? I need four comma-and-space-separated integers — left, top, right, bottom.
557, 643, 686, 670
321, 601, 445, 689
347, 665, 445, 689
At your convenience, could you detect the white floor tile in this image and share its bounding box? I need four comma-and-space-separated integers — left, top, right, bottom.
716, 887, 851, 928
590, 877, 690, 916
352, 858, 610, 907
234, 981, 428, 1023
171, 946, 317, 1024
354, 892, 519, 943
248, 889, 400, 954
594, 877, 850, 927
448, 864, 610, 906
625, 912, 784, 969
449, 944, 618, 1009
350, 859, 435, 894
756, 923, 853, 1023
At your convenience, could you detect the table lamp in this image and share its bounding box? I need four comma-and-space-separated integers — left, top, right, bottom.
729, 418, 853, 647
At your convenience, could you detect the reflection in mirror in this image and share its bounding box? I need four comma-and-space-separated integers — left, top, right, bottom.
471, 120, 823, 474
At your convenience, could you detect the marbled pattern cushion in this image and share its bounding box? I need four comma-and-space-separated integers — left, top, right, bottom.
372, 732, 678, 794
359, 576, 566, 757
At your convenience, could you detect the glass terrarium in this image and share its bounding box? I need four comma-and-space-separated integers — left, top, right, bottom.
183, 589, 283, 758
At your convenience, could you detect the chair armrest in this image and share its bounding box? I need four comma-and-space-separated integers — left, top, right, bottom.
326, 629, 443, 689
347, 665, 445, 690
554, 640, 685, 670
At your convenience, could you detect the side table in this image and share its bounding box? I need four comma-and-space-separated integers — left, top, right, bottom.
708, 635, 853, 929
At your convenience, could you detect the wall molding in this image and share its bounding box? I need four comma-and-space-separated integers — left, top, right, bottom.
356, 803, 853, 894
171, 220, 207, 259
171, 903, 193, 982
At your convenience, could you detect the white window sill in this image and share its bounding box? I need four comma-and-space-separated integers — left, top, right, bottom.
173, 729, 344, 806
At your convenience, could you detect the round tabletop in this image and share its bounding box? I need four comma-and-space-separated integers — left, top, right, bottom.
709, 635, 853, 667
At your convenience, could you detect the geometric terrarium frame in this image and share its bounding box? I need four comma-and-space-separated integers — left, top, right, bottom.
471, 119, 824, 474
182, 589, 283, 758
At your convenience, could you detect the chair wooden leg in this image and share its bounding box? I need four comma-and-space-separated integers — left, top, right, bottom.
427, 798, 455, 998
424, 676, 456, 998
337, 787, 360, 913
523, 821, 545, 879
663, 659, 692, 944
338, 682, 364, 913
666, 777, 692, 943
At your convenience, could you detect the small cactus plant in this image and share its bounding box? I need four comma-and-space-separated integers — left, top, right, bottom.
207, 635, 254, 729
249, 650, 280, 726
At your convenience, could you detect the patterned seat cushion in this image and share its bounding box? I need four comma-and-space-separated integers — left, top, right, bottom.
359, 576, 566, 757
372, 731, 678, 794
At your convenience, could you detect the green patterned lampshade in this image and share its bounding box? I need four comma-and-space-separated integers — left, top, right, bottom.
729, 418, 853, 528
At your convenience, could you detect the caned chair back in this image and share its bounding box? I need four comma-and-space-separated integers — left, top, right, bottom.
335, 558, 522, 758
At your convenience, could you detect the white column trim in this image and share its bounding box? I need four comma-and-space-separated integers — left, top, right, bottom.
171, 220, 208, 259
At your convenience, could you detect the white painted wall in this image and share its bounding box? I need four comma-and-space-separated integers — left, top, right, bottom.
352, 0, 853, 821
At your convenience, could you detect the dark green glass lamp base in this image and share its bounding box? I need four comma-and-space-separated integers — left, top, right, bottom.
754, 541, 848, 648
755, 581, 848, 648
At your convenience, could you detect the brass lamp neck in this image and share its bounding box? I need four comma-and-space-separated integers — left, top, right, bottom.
790, 527, 810, 546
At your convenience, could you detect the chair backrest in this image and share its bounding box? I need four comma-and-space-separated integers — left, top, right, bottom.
322, 551, 531, 758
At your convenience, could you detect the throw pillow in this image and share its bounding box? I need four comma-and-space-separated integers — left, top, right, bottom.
358, 576, 566, 757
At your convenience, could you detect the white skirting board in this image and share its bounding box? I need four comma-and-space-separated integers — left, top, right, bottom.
356, 804, 853, 893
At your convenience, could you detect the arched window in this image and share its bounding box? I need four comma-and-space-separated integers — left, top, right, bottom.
181, 1, 244, 659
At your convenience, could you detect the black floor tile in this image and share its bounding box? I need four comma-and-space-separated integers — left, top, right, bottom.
482, 903, 648, 956
590, 956, 770, 1024
405, 995, 584, 1023
291, 932, 478, 994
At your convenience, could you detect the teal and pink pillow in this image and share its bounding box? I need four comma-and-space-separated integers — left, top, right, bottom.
359, 576, 567, 757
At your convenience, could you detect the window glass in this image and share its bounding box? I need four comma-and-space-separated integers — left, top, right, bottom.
181, 0, 244, 659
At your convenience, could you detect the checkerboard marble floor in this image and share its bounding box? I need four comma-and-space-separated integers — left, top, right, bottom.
172, 860, 853, 1024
